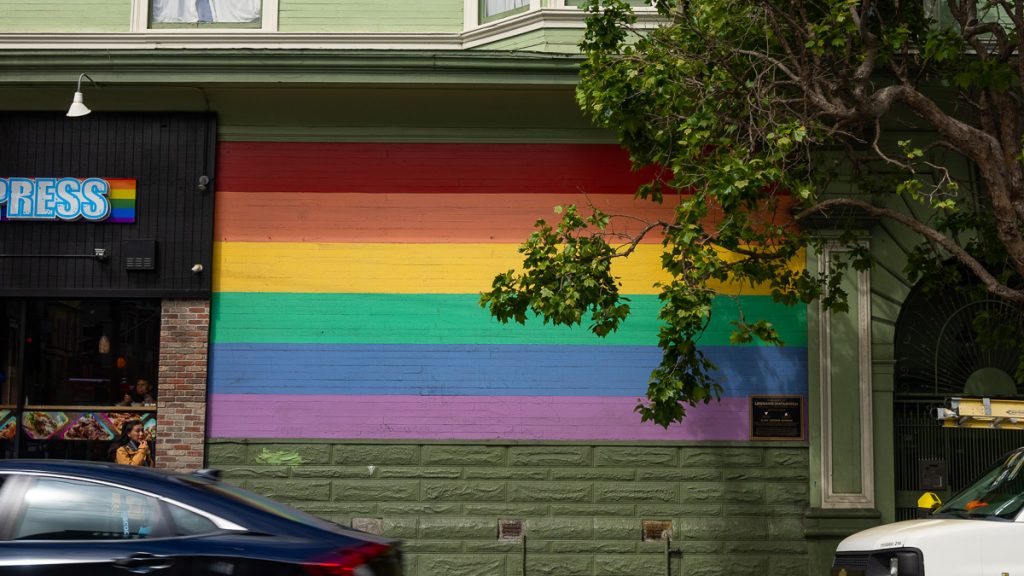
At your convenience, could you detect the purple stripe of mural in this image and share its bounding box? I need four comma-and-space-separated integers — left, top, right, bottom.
208, 394, 771, 441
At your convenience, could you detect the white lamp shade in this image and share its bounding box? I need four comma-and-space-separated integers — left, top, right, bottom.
66, 91, 91, 117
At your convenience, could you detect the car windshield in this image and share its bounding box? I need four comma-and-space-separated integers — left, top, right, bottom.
937, 449, 1024, 520
180, 476, 347, 534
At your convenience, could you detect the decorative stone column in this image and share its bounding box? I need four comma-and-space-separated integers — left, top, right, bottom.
155, 299, 210, 472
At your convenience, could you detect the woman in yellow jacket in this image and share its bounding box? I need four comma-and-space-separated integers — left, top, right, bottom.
111, 419, 153, 467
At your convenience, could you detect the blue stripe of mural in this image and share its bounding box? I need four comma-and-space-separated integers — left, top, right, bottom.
209, 343, 807, 397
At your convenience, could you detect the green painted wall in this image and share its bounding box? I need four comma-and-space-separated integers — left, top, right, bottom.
209, 440, 811, 576
0, 0, 128, 32
829, 269, 863, 494
278, 0, 462, 32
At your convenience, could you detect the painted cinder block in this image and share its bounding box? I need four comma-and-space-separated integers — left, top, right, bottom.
333, 444, 420, 465
331, 480, 419, 501
767, 447, 809, 467
378, 467, 462, 479
382, 517, 419, 539
592, 518, 640, 541
679, 483, 764, 504
636, 504, 722, 517
769, 518, 806, 540
636, 468, 722, 482
206, 442, 246, 464
244, 479, 330, 501
723, 467, 808, 482
765, 482, 811, 504
508, 482, 592, 502
378, 503, 461, 516
463, 468, 548, 480
418, 517, 496, 539
593, 553, 664, 576
421, 481, 506, 502
594, 447, 679, 467
291, 466, 378, 479
550, 541, 636, 554
421, 445, 506, 466
417, 554, 505, 576
724, 504, 807, 517
524, 554, 594, 576
550, 504, 636, 517
550, 468, 636, 481
524, 518, 593, 540
595, 483, 678, 503
508, 446, 592, 466
462, 503, 551, 516
673, 555, 770, 576
680, 446, 765, 466
677, 518, 768, 540
247, 444, 332, 465
221, 466, 290, 478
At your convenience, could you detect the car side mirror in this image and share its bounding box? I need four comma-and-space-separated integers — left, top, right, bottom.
917, 492, 942, 513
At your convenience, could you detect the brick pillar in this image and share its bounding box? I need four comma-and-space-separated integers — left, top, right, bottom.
156, 299, 210, 472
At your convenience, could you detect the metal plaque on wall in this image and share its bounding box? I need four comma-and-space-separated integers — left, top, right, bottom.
750, 395, 804, 440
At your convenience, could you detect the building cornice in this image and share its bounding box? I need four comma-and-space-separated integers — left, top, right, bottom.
0, 49, 585, 85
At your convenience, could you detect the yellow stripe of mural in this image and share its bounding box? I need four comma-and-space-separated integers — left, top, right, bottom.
109, 189, 136, 200
214, 242, 798, 295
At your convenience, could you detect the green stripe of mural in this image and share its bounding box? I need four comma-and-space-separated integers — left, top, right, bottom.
110, 199, 135, 209
211, 293, 806, 346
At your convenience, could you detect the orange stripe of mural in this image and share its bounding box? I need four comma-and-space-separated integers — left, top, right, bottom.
215, 192, 796, 244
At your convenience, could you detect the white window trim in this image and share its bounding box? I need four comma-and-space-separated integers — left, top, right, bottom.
131, 0, 279, 32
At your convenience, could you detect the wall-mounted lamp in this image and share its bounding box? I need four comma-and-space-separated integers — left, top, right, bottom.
98, 333, 111, 354
191, 263, 204, 273
66, 73, 97, 118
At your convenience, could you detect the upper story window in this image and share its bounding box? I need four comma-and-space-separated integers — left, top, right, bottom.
481, 0, 529, 23
152, 0, 261, 24
132, 0, 278, 30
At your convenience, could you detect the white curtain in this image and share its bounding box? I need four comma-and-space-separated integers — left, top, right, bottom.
484, 0, 528, 17
208, 0, 261, 22
151, 0, 198, 22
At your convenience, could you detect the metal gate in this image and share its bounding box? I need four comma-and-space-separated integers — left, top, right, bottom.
893, 397, 1024, 521
892, 274, 1024, 521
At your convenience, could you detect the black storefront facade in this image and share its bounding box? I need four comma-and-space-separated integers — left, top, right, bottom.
0, 112, 215, 467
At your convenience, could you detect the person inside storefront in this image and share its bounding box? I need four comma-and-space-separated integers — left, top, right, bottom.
110, 419, 153, 467
118, 378, 156, 406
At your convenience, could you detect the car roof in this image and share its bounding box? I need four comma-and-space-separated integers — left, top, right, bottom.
0, 460, 185, 489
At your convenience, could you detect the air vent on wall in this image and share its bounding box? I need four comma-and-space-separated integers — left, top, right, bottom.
124, 239, 156, 271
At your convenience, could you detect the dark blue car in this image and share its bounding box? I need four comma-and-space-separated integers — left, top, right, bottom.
0, 460, 403, 575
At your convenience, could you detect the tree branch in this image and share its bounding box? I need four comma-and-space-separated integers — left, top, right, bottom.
795, 198, 1024, 303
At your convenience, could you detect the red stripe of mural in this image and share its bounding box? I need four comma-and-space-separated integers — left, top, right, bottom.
215, 191, 797, 243
216, 142, 655, 194
215, 192, 678, 243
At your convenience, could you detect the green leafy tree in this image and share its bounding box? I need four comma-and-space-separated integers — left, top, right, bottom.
481, 0, 1024, 427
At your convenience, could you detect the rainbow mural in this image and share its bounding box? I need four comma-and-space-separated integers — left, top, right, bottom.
106, 178, 137, 223
207, 142, 807, 441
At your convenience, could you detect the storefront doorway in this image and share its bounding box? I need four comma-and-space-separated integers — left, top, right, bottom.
1, 299, 161, 462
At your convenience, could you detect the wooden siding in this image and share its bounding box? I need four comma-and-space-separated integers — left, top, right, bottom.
278, 0, 462, 32
0, 0, 128, 32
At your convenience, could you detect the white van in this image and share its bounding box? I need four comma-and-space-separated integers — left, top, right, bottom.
832, 446, 1024, 576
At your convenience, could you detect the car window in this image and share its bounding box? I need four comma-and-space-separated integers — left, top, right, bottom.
166, 503, 218, 535
14, 477, 160, 540
182, 477, 344, 534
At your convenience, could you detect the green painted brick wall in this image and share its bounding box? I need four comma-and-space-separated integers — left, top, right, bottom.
208, 441, 810, 576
